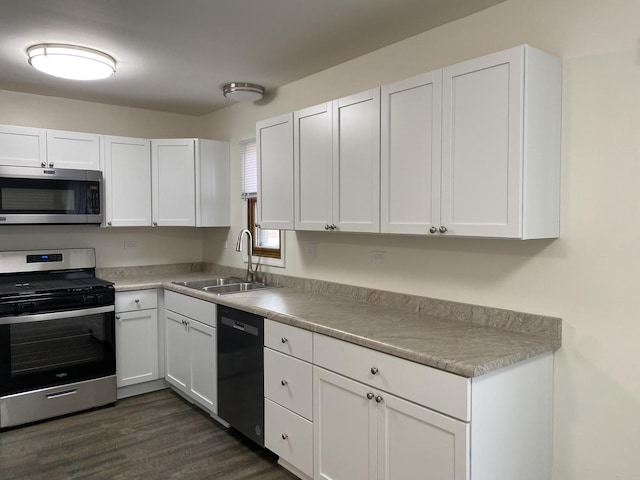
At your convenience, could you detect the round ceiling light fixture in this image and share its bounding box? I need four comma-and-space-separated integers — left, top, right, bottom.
27, 44, 116, 81
223, 82, 265, 102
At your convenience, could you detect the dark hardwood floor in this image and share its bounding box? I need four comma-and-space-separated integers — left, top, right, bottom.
0, 389, 299, 480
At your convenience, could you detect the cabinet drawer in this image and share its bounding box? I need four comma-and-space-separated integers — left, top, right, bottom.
314, 334, 471, 421
265, 319, 313, 362
165, 290, 217, 327
115, 289, 158, 312
264, 349, 312, 420
265, 398, 313, 478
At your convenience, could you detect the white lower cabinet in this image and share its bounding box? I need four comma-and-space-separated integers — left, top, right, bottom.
312, 333, 553, 480
314, 366, 468, 480
264, 320, 314, 479
164, 290, 218, 414
115, 290, 160, 389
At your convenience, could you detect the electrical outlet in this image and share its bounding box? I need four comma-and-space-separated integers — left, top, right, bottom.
124, 240, 138, 250
372, 250, 385, 264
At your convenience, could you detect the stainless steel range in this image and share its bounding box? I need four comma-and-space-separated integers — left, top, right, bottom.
0, 248, 116, 428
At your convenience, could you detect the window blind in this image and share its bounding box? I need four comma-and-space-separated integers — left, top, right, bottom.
240, 138, 257, 199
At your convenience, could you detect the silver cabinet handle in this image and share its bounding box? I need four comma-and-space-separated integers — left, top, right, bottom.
255, 223, 261, 229
324, 225, 330, 230
366, 392, 374, 400
439, 226, 447, 233
107, 221, 112, 226
153, 221, 158, 226
281, 379, 288, 386
49, 162, 54, 167
429, 226, 437, 234
281, 337, 288, 344
331, 224, 337, 230
375, 395, 383, 403
134, 299, 140, 304
282, 433, 288, 440
116, 315, 121, 320
41, 161, 46, 167
370, 367, 379, 375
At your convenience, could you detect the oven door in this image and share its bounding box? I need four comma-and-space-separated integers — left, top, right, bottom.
0, 306, 115, 396
0, 166, 102, 224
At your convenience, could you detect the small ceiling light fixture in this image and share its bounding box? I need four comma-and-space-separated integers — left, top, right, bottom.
27, 43, 116, 81
223, 82, 265, 102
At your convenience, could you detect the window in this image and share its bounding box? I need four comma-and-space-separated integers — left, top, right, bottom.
241, 139, 282, 261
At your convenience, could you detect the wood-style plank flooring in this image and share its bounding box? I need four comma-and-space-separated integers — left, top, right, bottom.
0, 389, 299, 480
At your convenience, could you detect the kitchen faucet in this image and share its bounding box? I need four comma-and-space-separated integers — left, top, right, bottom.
235, 229, 256, 282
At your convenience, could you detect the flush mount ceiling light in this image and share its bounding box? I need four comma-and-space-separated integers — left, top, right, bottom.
27, 44, 116, 81
223, 82, 265, 102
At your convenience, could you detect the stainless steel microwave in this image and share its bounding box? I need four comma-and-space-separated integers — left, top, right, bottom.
0, 166, 102, 224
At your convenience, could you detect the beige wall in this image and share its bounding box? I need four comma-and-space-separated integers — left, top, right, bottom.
201, 0, 640, 478
0, 89, 206, 266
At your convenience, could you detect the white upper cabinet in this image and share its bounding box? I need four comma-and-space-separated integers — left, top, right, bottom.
381, 71, 442, 235
332, 88, 381, 233
152, 139, 196, 227
0, 125, 46, 167
46, 129, 101, 170
440, 45, 561, 239
151, 138, 229, 228
257, 113, 294, 230
103, 136, 152, 227
294, 103, 333, 231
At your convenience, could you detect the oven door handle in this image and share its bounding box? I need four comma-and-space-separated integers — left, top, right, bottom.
0, 305, 115, 325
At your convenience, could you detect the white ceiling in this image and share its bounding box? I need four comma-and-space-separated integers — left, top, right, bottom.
0, 0, 504, 115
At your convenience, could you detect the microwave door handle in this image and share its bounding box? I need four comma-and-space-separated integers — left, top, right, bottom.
0, 305, 114, 325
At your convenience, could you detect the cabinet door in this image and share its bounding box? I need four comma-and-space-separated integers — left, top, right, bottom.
189, 319, 217, 414
165, 310, 190, 392
314, 366, 377, 480
378, 393, 469, 480
381, 71, 442, 235
103, 136, 151, 227
0, 125, 46, 167
116, 309, 159, 388
441, 47, 523, 238
332, 89, 381, 233
256, 113, 294, 230
151, 139, 196, 226
294, 103, 333, 231
46, 129, 101, 170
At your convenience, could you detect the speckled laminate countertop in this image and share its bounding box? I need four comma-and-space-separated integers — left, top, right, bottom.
107, 271, 559, 378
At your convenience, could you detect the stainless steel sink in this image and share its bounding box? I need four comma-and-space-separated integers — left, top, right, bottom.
202, 282, 271, 294
172, 277, 245, 289
172, 277, 277, 295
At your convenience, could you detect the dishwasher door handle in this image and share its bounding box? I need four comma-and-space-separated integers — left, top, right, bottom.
221, 316, 259, 336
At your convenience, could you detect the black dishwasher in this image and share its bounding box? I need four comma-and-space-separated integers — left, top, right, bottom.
217, 305, 264, 446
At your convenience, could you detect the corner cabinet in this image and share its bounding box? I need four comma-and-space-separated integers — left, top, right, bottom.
164, 290, 218, 414
257, 113, 294, 230
103, 136, 152, 227
439, 45, 561, 239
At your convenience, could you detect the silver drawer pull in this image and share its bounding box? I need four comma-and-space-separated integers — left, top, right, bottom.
366, 392, 374, 400
282, 433, 288, 440
281, 337, 288, 344
370, 367, 379, 375
134, 299, 140, 303
375, 395, 383, 403
46, 389, 77, 399
281, 379, 288, 386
